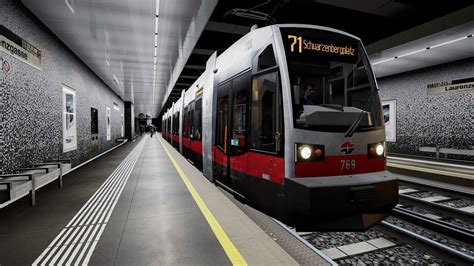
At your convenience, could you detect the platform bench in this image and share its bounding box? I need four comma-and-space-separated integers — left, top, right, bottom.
0, 160, 71, 208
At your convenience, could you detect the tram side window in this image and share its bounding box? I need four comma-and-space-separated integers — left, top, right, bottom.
183, 107, 188, 137
250, 71, 282, 153
194, 99, 202, 141
231, 73, 249, 152
216, 95, 228, 153
258, 45, 277, 71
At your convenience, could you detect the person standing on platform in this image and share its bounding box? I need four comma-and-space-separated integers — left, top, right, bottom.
150, 126, 154, 138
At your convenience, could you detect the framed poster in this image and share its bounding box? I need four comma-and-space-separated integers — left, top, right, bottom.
106, 106, 111, 141
382, 100, 396, 142
121, 113, 124, 137
62, 86, 77, 152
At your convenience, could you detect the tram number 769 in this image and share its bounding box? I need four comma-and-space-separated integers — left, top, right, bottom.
340, 159, 356, 170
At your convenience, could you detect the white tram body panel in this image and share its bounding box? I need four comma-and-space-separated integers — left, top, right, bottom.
162, 24, 398, 231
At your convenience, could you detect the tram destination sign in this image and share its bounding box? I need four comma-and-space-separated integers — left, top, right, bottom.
427, 77, 474, 95
0, 25, 41, 69
281, 27, 358, 64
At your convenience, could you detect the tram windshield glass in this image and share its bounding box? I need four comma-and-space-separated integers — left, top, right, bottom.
281, 28, 383, 132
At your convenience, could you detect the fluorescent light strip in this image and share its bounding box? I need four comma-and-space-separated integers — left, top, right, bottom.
430, 35, 469, 49
155, 17, 159, 34
154, 48, 157, 57
372, 57, 395, 66
155, 0, 159, 16
154, 34, 158, 47
372, 34, 472, 66
113, 74, 120, 85
153, 57, 157, 64
397, 48, 427, 58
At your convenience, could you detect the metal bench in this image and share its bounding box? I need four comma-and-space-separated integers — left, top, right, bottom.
0, 160, 71, 208
115, 137, 127, 144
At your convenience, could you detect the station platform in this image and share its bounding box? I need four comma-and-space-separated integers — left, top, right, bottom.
0, 135, 329, 265
387, 156, 474, 188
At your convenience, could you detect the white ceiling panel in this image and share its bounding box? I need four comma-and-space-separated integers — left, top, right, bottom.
22, 0, 217, 118
370, 22, 474, 78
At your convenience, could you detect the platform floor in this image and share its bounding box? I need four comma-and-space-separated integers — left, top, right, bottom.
0, 135, 299, 265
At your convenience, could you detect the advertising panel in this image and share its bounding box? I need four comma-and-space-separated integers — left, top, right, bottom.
106, 106, 111, 141
382, 100, 396, 142
121, 113, 124, 137
63, 86, 77, 152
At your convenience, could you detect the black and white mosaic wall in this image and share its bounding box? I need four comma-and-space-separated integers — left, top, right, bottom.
0, 0, 124, 173
377, 57, 473, 161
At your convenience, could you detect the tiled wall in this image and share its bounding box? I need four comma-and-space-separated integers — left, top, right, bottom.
377, 58, 473, 161
0, 0, 124, 173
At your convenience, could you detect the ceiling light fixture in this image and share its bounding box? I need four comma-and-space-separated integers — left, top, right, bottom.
372, 34, 472, 66
155, 0, 160, 17
429, 35, 470, 49
113, 74, 120, 85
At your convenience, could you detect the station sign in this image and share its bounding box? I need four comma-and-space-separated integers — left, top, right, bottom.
427, 77, 474, 95
281, 28, 358, 64
0, 25, 41, 69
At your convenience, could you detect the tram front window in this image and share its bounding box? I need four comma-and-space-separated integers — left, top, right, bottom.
281, 28, 383, 132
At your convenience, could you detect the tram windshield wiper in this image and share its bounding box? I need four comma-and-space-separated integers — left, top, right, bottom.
344, 92, 376, 138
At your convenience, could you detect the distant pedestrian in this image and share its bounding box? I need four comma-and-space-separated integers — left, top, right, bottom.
150, 127, 154, 138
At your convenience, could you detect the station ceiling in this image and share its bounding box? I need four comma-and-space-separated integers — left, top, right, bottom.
20, 0, 473, 118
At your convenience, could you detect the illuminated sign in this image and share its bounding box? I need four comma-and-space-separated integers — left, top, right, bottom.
288, 35, 355, 56
281, 28, 358, 64
195, 87, 203, 98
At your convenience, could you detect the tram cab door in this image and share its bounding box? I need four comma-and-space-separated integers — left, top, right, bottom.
214, 73, 250, 198
215, 81, 232, 187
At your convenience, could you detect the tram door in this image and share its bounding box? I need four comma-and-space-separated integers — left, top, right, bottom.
214, 73, 250, 197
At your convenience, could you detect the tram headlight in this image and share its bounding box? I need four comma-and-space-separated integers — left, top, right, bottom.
368, 142, 385, 158
376, 144, 384, 156
296, 143, 325, 162
300, 146, 312, 159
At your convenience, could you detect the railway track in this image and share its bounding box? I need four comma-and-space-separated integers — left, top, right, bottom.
284, 178, 474, 265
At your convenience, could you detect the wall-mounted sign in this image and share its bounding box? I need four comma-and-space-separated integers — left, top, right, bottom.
106, 106, 111, 141
382, 100, 396, 142
427, 77, 474, 95
0, 56, 10, 74
63, 86, 77, 152
0, 25, 41, 69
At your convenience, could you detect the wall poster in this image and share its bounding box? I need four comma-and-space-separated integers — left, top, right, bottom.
382, 100, 396, 142
106, 106, 111, 141
62, 86, 77, 152
121, 113, 124, 137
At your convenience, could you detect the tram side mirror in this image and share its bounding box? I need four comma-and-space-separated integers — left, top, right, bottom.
213, 68, 218, 73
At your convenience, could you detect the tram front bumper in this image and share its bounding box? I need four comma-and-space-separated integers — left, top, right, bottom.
285, 171, 398, 231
